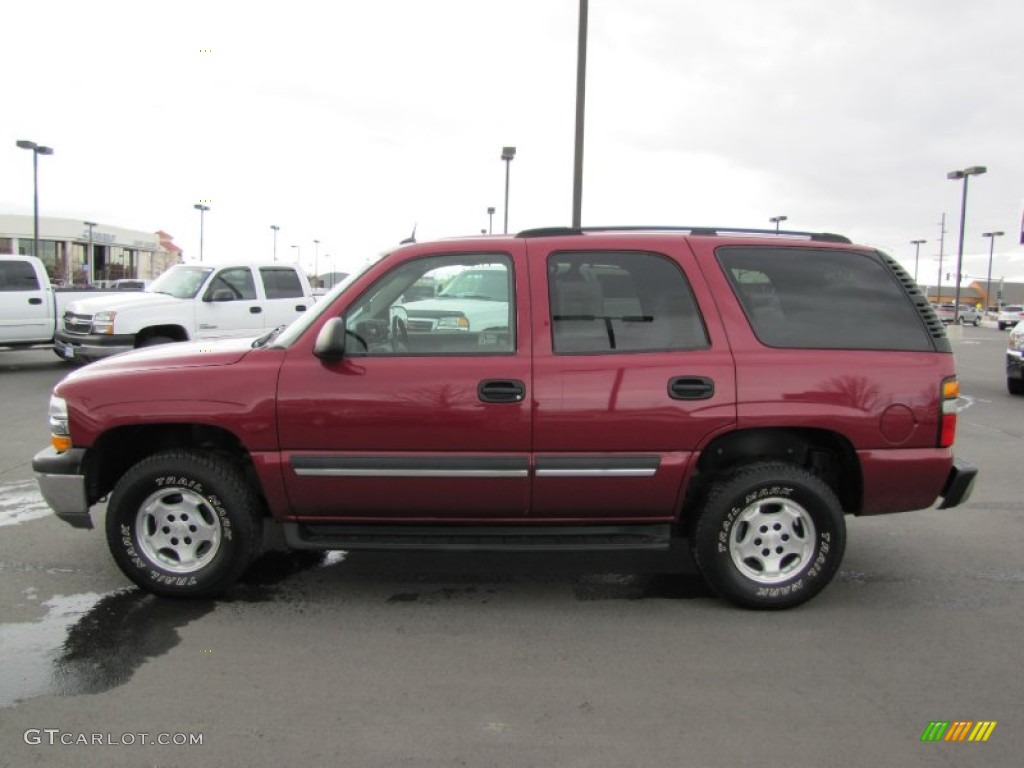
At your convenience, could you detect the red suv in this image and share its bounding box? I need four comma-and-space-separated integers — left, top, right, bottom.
33, 226, 976, 609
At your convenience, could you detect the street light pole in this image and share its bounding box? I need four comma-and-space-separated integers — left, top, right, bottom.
291, 245, 300, 272
572, 0, 588, 228
946, 165, 987, 323
313, 239, 320, 289
501, 146, 516, 234
84, 221, 97, 286
910, 239, 926, 284
487, 207, 495, 234
16, 140, 55, 262
770, 215, 788, 232
982, 230, 1004, 315
193, 204, 210, 262
270, 225, 279, 261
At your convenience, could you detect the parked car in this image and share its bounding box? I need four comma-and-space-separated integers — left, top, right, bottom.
1007, 321, 1024, 395
997, 305, 1024, 331
933, 302, 981, 326
0, 254, 126, 350
33, 225, 976, 610
52, 262, 314, 363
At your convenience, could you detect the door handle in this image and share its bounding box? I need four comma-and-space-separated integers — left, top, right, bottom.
295, 304, 307, 312
478, 379, 526, 403
29, 297, 43, 305
250, 306, 263, 314
668, 376, 714, 400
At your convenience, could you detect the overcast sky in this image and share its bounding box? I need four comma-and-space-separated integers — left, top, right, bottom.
3, 0, 1022, 285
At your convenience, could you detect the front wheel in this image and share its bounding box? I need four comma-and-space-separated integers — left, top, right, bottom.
691, 462, 846, 610
1009, 378, 1024, 396
106, 450, 263, 597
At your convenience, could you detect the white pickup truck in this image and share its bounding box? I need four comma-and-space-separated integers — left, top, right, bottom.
0, 254, 130, 349
53, 262, 314, 363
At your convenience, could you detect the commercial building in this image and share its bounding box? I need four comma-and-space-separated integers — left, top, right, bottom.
0, 214, 182, 286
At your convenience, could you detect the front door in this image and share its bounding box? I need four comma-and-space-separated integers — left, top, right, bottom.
276, 246, 531, 520
195, 267, 266, 340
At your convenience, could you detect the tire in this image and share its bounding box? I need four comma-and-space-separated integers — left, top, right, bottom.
998, 323, 1006, 331
1009, 378, 1024, 396
691, 462, 846, 610
106, 450, 263, 597
138, 335, 175, 348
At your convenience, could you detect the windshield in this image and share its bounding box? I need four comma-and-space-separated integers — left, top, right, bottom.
147, 265, 214, 299
272, 259, 378, 348
436, 269, 508, 301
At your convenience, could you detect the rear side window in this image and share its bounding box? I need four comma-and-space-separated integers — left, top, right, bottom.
0, 260, 41, 291
548, 251, 708, 354
718, 246, 932, 351
261, 267, 304, 299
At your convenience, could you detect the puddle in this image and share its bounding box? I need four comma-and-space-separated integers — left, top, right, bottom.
0, 589, 215, 708
0, 480, 52, 527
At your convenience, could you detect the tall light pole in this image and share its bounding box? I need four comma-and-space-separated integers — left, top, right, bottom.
291, 245, 300, 272
487, 206, 495, 234
769, 215, 788, 233
313, 239, 320, 289
193, 203, 210, 262
936, 213, 947, 303
84, 221, 97, 286
910, 239, 926, 284
572, 0, 588, 228
16, 140, 55, 262
270, 225, 280, 261
947, 165, 987, 323
501, 146, 516, 234
982, 230, 1004, 314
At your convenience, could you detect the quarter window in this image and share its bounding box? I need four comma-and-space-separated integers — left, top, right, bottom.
718, 246, 932, 350
548, 251, 708, 354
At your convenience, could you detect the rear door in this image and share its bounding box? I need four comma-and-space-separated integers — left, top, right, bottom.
258, 267, 312, 328
528, 238, 737, 520
0, 258, 53, 343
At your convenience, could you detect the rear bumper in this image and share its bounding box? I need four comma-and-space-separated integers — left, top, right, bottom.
937, 457, 978, 510
32, 446, 93, 529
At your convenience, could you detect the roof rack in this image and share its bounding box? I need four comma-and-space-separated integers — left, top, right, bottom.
515, 226, 851, 244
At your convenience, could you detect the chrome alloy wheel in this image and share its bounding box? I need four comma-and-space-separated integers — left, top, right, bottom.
135, 488, 222, 573
729, 497, 816, 584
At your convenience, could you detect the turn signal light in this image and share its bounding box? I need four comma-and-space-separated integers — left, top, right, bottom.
939, 376, 960, 448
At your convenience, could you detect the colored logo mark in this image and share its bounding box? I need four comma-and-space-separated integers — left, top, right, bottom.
921, 721, 997, 742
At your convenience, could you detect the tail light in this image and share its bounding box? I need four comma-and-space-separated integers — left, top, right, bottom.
939, 377, 960, 448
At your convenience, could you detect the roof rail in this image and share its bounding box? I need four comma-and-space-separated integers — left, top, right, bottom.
515, 225, 851, 244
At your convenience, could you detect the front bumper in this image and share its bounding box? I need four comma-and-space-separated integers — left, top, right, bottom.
937, 457, 978, 510
53, 330, 134, 362
32, 447, 93, 529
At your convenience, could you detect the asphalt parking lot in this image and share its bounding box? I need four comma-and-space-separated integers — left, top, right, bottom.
0, 329, 1021, 767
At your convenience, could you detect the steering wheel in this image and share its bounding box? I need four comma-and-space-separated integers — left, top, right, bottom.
391, 314, 410, 351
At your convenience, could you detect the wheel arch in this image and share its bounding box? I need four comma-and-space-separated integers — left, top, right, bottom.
87, 423, 265, 511
687, 427, 862, 522
135, 325, 189, 346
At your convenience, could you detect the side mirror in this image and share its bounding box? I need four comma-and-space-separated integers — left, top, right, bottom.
313, 317, 347, 360
206, 288, 235, 302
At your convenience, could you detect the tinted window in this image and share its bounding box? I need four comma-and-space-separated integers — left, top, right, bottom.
0, 260, 41, 291
260, 267, 304, 299
548, 251, 708, 354
344, 254, 514, 356
718, 246, 931, 351
206, 268, 257, 301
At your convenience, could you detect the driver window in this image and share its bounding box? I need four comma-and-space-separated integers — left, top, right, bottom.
205, 268, 257, 301
343, 254, 514, 356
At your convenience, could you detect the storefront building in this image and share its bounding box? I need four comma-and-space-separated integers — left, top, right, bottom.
0, 215, 182, 286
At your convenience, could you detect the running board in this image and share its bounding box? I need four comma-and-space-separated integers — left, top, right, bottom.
283, 523, 672, 552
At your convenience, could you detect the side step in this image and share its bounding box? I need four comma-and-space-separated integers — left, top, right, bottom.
283, 523, 672, 552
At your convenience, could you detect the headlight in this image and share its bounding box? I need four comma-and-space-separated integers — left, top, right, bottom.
92, 310, 116, 334
48, 395, 72, 452
437, 315, 469, 331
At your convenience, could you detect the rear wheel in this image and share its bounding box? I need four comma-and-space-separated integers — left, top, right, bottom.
106, 450, 262, 597
1009, 378, 1024, 396
691, 462, 846, 609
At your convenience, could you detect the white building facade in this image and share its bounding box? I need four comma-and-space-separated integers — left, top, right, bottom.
0, 215, 181, 286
